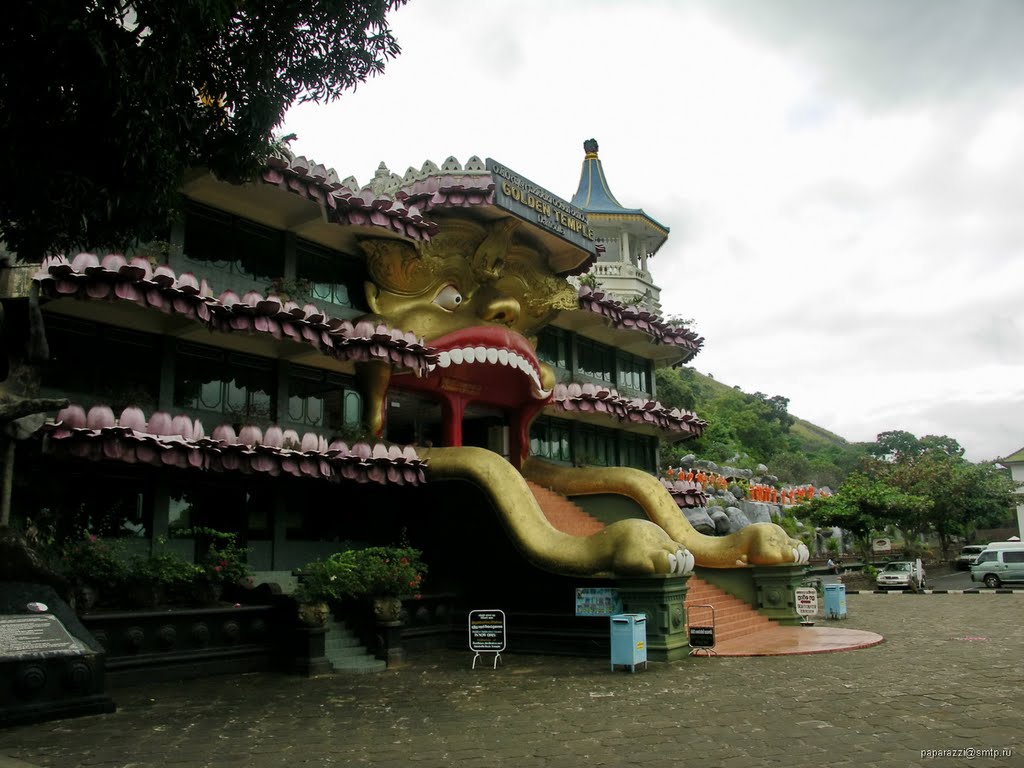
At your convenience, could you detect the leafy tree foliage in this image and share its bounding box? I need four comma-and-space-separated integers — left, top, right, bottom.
0, 0, 408, 260
801, 473, 931, 562
865, 432, 1017, 558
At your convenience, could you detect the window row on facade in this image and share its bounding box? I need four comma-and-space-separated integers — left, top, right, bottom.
535, 327, 654, 397
529, 417, 656, 471
40, 315, 364, 439
176, 201, 367, 317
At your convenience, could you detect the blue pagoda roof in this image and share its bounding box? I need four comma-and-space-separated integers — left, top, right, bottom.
570, 139, 669, 236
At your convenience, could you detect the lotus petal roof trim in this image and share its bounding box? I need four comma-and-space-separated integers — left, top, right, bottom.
260, 155, 501, 241
34, 254, 439, 374
47, 404, 427, 485
576, 286, 704, 360
551, 382, 707, 439
658, 477, 710, 509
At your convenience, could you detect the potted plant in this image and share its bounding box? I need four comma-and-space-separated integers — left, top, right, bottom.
265, 276, 312, 303
126, 548, 201, 608
297, 545, 426, 624
192, 529, 253, 604
61, 533, 129, 611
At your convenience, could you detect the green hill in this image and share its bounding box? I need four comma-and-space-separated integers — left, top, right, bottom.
790, 418, 850, 451
656, 366, 861, 486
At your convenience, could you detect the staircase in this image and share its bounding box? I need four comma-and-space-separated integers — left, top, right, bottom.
526, 480, 606, 536
684, 575, 777, 643
525, 481, 778, 645
323, 617, 387, 674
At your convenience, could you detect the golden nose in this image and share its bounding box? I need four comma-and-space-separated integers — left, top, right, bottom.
479, 295, 520, 326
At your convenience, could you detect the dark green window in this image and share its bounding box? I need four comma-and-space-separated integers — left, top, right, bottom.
182, 203, 285, 288
536, 327, 568, 370
174, 343, 274, 424
577, 339, 613, 383
620, 434, 656, 471
618, 354, 650, 394
577, 425, 616, 467
296, 238, 365, 311
286, 365, 362, 434
529, 419, 572, 463
41, 317, 161, 411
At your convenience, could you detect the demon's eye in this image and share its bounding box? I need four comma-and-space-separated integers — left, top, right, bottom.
434, 285, 463, 311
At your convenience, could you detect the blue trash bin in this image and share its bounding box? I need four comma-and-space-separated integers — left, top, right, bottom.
824, 583, 847, 619
610, 613, 647, 672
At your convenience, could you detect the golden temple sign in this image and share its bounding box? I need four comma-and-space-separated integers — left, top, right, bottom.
487, 159, 597, 256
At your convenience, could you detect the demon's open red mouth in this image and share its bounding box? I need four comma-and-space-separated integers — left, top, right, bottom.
428, 326, 549, 399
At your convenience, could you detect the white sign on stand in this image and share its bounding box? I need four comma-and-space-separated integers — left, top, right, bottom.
468, 609, 505, 669
795, 587, 819, 618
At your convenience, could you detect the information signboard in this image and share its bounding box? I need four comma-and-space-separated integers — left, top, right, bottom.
0, 614, 85, 658
574, 588, 623, 617
688, 625, 715, 648
468, 610, 506, 653
468, 609, 505, 670
795, 587, 819, 617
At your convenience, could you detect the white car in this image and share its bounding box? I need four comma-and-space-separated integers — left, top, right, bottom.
875, 561, 926, 591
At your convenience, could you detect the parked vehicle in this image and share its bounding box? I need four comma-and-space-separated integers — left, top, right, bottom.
969, 545, 1024, 588
875, 560, 926, 591
954, 545, 987, 570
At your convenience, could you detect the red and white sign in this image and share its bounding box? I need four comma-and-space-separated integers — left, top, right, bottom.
795, 587, 819, 617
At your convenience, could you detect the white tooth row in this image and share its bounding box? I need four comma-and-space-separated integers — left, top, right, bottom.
434, 346, 545, 391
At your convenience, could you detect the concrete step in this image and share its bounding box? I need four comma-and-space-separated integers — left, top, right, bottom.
323, 620, 386, 674
525, 480, 606, 536
329, 657, 388, 674
684, 575, 779, 643
326, 635, 364, 650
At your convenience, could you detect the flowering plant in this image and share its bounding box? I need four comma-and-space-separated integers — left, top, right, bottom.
181, 528, 253, 586
61, 533, 129, 588
297, 546, 426, 603
129, 548, 201, 590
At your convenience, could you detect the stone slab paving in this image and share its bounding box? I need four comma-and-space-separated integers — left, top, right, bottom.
1, 594, 1021, 768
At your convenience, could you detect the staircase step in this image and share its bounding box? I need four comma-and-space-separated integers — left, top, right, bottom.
330, 658, 388, 674
328, 643, 376, 659
326, 636, 364, 649
684, 575, 780, 643
525, 481, 606, 536
322, 621, 386, 674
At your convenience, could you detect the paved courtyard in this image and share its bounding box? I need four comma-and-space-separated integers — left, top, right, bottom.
1, 594, 1021, 768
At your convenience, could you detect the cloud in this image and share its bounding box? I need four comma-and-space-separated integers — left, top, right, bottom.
706, 0, 1024, 108
282, 0, 1024, 463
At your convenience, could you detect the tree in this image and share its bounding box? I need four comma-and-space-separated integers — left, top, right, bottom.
877, 449, 1017, 559
868, 430, 965, 463
1, 0, 408, 261
859, 431, 1019, 560
0, 0, 408, 541
801, 473, 931, 563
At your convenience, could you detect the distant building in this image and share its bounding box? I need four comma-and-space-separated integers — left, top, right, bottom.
999, 445, 1024, 538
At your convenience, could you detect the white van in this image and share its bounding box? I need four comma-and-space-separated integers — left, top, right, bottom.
955, 544, 987, 570
969, 543, 1024, 588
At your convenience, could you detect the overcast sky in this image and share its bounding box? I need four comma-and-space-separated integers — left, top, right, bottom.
284, 0, 1024, 462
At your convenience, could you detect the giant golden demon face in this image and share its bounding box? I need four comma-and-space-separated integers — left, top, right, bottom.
360, 218, 578, 399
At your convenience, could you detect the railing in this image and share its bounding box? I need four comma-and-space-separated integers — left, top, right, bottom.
590, 262, 655, 283
587, 263, 662, 312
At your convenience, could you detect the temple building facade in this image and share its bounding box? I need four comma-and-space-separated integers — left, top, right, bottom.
1, 140, 810, 663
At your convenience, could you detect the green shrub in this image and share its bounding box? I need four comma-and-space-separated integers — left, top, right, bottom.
61, 534, 129, 589
297, 545, 426, 603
